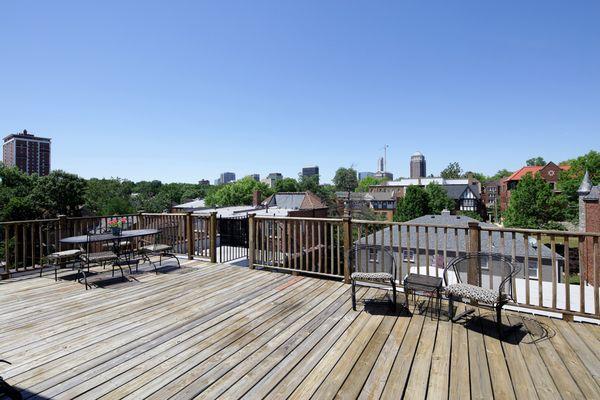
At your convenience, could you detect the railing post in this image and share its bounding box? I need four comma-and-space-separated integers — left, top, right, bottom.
209, 211, 217, 263
343, 215, 352, 284
58, 215, 67, 251
137, 211, 145, 229
186, 212, 194, 260
467, 221, 481, 285
2, 225, 8, 279
248, 214, 256, 269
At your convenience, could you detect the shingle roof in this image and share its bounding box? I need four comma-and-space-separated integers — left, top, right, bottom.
263, 191, 327, 210
441, 184, 480, 200
584, 186, 600, 201
357, 214, 562, 263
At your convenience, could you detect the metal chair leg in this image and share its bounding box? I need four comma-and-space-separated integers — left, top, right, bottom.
391, 279, 397, 310
351, 280, 356, 311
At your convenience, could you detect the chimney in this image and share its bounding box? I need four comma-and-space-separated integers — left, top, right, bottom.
467, 172, 474, 186
252, 190, 262, 207
578, 170, 592, 232
441, 209, 451, 216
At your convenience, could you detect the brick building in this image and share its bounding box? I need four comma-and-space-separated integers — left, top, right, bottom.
500, 162, 569, 211
578, 171, 600, 284
2, 130, 51, 175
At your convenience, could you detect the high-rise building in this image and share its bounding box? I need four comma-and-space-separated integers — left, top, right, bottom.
262, 172, 283, 188
249, 174, 260, 182
410, 151, 426, 178
377, 157, 385, 173
2, 130, 51, 176
302, 166, 319, 178
358, 171, 374, 181
215, 172, 236, 185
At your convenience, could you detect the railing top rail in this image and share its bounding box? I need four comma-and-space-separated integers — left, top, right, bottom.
254, 215, 343, 223
141, 212, 187, 216
0, 218, 60, 225
66, 213, 140, 221
352, 219, 471, 230
479, 225, 600, 237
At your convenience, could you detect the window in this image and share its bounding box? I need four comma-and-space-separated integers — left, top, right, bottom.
369, 248, 378, 263
402, 250, 414, 262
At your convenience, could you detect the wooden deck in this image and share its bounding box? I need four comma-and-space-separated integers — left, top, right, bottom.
1, 258, 599, 400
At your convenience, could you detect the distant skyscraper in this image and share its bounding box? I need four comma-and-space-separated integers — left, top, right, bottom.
410, 152, 426, 178
216, 172, 236, 185
302, 165, 319, 178
359, 171, 375, 180
2, 130, 51, 176
377, 157, 385, 172
262, 172, 283, 188
249, 174, 260, 182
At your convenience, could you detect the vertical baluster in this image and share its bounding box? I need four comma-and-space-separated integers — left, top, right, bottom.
537, 233, 543, 307
380, 225, 385, 274
488, 231, 493, 289
311, 221, 316, 272
396, 224, 401, 281
551, 235, 557, 310
415, 226, 420, 273
564, 236, 570, 312
579, 236, 585, 313
406, 225, 412, 275
443, 227, 448, 273
336, 224, 340, 276
357, 224, 363, 274
14, 224, 19, 271
434, 227, 439, 278
300, 221, 305, 271
593, 237, 599, 316
317, 221, 322, 273
425, 226, 430, 276
524, 233, 530, 305
389, 223, 394, 278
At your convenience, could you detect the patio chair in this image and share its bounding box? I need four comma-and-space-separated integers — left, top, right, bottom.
39, 243, 82, 281
137, 227, 180, 273
78, 228, 120, 278
351, 244, 397, 310
443, 252, 521, 332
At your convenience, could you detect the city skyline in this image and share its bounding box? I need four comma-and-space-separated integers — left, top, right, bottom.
1, 2, 598, 183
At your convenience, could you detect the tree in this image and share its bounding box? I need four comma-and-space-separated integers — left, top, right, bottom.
557, 150, 600, 221
204, 177, 274, 207
504, 173, 567, 229
394, 185, 430, 222
275, 177, 300, 192
31, 170, 87, 217
355, 176, 385, 192
490, 169, 512, 181
425, 182, 455, 214
332, 167, 358, 192
85, 178, 135, 215
298, 174, 320, 193
526, 157, 546, 166
440, 162, 463, 179
463, 171, 487, 183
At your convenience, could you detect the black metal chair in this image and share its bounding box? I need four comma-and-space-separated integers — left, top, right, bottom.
78, 228, 121, 283
137, 226, 180, 274
39, 243, 82, 281
443, 252, 521, 331
351, 244, 397, 310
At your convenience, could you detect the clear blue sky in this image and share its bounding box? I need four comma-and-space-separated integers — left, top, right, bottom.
1, 1, 598, 183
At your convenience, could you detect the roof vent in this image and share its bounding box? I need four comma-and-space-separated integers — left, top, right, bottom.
441, 209, 451, 216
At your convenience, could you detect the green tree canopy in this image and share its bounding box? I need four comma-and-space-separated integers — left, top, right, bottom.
298, 174, 320, 193
425, 182, 455, 214
489, 169, 512, 181
275, 177, 300, 192
204, 177, 274, 207
394, 185, 431, 222
440, 162, 463, 179
332, 167, 358, 192
85, 178, 135, 215
31, 170, 87, 217
504, 173, 567, 229
526, 157, 546, 166
355, 176, 385, 192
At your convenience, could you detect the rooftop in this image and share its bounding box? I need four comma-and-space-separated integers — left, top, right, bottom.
2, 258, 598, 399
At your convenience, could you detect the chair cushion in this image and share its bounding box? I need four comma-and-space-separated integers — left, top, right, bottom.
351, 272, 393, 282
85, 251, 118, 262
48, 249, 82, 259
141, 244, 172, 253
445, 283, 503, 304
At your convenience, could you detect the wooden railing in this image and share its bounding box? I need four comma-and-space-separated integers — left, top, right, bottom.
0, 212, 218, 277
250, 215, 600, 321
2, 212, 599, 320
